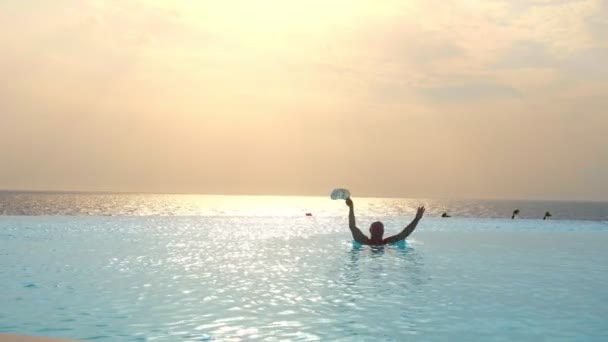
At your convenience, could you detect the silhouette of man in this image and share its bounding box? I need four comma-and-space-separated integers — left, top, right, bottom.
345, 198, 425, 245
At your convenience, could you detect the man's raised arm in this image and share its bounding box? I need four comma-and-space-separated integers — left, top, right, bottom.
383, 206, 425, 244
346, 198, 368, 244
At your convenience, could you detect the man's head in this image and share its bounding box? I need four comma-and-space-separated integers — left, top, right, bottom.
369, 221, 384, 241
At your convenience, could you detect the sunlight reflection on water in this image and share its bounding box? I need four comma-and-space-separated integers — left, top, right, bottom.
2, 215, 608, 340
1, 192, 608, 220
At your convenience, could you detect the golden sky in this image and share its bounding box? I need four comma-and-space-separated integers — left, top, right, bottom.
1, 0, 607, 200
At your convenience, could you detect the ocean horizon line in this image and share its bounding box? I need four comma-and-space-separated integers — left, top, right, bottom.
1, 188, 607, 204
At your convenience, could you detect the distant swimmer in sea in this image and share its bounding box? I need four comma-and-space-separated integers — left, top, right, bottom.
512, 209, 520, 219
345, 198, 425, 246
543, 211, 552, 220
441, 212, 451, 218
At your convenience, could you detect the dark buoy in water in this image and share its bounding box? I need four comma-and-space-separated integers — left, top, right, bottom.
441, 212, 451, 218
512, 209, 520, 219
543, 211, 552, 220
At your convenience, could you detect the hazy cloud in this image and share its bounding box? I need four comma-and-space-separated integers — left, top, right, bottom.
424, 82, 520, 103
0, 0, 606, 199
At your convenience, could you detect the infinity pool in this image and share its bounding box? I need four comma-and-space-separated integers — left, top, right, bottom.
2, 216, 608, 341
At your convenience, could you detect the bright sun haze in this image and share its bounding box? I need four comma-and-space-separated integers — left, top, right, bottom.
0, 1, 607, 200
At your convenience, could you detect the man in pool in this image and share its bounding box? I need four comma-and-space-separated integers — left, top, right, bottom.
345, 198, 425, 245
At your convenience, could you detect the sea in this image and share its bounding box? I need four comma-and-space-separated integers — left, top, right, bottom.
1, 191, 608, 341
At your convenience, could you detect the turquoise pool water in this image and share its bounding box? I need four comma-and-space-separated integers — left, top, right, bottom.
2, 215, 608, 341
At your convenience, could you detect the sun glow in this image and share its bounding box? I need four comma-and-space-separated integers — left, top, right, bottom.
1, 0, 607, 199
175, 1, 384, 35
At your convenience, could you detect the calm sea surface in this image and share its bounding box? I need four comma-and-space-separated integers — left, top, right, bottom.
1, 192, 608, 341
1, 191, 607, 220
